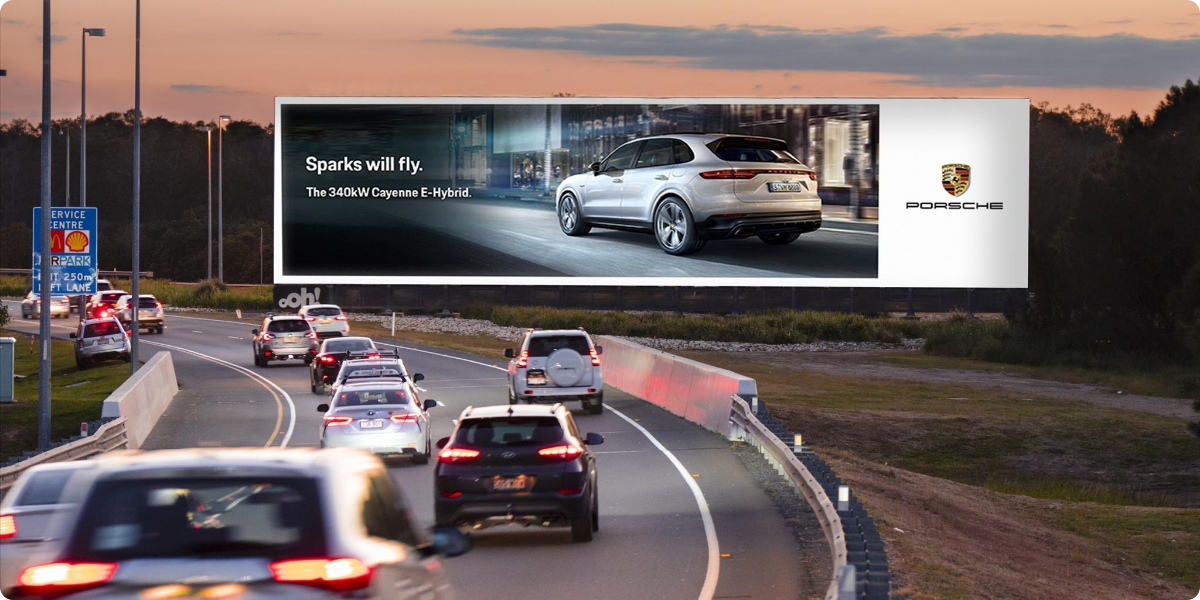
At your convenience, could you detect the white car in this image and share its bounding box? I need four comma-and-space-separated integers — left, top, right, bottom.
556, 133, 823, 255
327, 357, 424, 398
505, 329, 604, 414
299, 304, 349, 339
318, 380, 442, 464
71, 317, 132, 368
20, 291, 71, 319
2, 449, 468, 599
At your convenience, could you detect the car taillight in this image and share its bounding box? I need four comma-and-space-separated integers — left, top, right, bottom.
558, 487, 584, 495
589, 348, 601, 366
269, 558, 372, 592
17, 562, 117, 589
366, 353, 380, 360
305, 331, 318, 341
699, 169, 757, 180
538, 444, 583, 461
440, 491, 463, 499
319, 355, 336, 364
0, 514, 16, 539
334, 315, 347, 321
304, 316, 316, 322
97, 309, 110, 318
154, 301, 162, 309
261, 332, 275, 341
437, 447, 480, 464
323, 416, 352, 427
516, 351, 529, 368
390, 414, 418, 424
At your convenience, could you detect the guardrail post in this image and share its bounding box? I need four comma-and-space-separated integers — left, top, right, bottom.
837, 564, 857, 600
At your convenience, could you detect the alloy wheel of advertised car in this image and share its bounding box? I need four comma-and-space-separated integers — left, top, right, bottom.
559, 193, 590, 236
545, 348, 586, 387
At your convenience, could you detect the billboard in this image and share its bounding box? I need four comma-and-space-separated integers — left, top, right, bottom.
32, 206, 99, 296
275, 98, 1028, 287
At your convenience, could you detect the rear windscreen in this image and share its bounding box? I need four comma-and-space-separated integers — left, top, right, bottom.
708, 138, 800, 163
137, 298, 159, 308
324, 339, 374, 353
99, 292, 125, 303
16, 470, 77, 506
526, 335, 590, 357
336, 388, 409, 406
307, 307, 342, 317
341, 364, 403, 380
84, 321, 122, 337
454, 417, 564, 447
71, 478, 324, 561
267, 320, 310, 333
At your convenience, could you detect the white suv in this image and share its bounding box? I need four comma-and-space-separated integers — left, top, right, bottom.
299, 303, 349, 339
505, 329, 604, 414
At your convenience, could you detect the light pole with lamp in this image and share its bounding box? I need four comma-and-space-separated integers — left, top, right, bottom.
217, 115, 230, 282
130, 0, 142, 375
80, 27, 105, 208
200, 125, 213, 280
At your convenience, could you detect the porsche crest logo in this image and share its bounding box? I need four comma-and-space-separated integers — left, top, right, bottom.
941, 164, 971, 197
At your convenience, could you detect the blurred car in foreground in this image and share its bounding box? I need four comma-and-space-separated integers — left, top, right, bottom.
20, 292, 71, 319
113, 294, 165, 334
318, 380, 443, 464
4, 448, 469, 600
434, 404, 604, 542
251, 315, 318, 367
299, 304, 350, 339
71, 317, 131, 368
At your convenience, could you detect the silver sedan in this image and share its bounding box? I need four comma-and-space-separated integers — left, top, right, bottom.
318, 380, 442, 464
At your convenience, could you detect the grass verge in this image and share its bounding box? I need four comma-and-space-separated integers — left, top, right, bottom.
0, 275, 273, 311
0, 330, 127, 463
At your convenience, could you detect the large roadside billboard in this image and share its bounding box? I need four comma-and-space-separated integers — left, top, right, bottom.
275, 98, 1028, 287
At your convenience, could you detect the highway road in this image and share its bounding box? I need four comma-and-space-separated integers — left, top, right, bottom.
2, 303, 813, 600
284, 195, 878, 279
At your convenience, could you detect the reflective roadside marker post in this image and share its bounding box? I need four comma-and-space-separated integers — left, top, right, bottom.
391, 312, 396, 337
793, 433, 803, 454
837, 485, 850, 512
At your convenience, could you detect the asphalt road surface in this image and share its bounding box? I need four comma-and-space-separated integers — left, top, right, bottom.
284, 194, 878, 279
2, 303, 812, 600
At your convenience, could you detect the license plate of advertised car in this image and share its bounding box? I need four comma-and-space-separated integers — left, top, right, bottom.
359, 419, 386, 429
526, 371, 546, 386
768, 181, 803, 192
492, 475, 531, 492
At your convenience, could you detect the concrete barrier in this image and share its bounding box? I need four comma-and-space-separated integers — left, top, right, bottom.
100, 351, 179, 448
596, 336, 756, 436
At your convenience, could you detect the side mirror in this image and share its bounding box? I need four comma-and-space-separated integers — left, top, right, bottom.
429, 525, 471, 558
584, 432, 605, 446
436, 437, 450, 449
69, 332, 78, 339
412, 373, 424, 382
589, 161, 601, 174
503, 349, 514, 359
595, 345, 603, 355
317, 404, 329, 413
251, 328, 258, 335
423, 399, 442, 411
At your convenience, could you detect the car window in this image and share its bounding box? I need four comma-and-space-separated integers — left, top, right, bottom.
673, 140, 695, 163
267, 319, 310, 333
340, 364, 403, 381
137, 297, 158, 308
100, 292, 125, 303
564, 414, 582, 440
306, 307, 341, 317
97, 281, 112, 291
601, 142, 641, 171
323, 339, 374, 353
708, 137, 800, 163
635, 139, 675, 168
369, 473, 420, 546
84, 321, 122, 337
335, 388, 410, 407
526, 335, 591, 357
15, 470, 77, 506
70, 478, 325, 561
455, 417, 564, 447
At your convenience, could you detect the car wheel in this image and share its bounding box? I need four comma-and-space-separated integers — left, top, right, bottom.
654, 197, 704, 255
592, 486, 600, 532
76, 356, 88, 370
571, 495, 595, 542
759, 232, 802, 245
413, 450, 429, 465
586, 393, 604, 415
558, 192, 592, 236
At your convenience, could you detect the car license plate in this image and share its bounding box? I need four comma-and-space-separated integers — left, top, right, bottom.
768, 181, 803, 192
492, 475, 531, 492
526, 371, 546, 386
359, 419, 386, 429
285, 336, 298, 344
320, 318, 332, 324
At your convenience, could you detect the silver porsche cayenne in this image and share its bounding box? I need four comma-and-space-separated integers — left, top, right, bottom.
555, 133, 823, 255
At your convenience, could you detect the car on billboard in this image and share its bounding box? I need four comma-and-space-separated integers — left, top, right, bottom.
556, 134, 823, 255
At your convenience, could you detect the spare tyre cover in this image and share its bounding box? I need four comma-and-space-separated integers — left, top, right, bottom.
545, 348, 586, 387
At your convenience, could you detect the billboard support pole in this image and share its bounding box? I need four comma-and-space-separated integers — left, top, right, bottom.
37, 0, 53, 451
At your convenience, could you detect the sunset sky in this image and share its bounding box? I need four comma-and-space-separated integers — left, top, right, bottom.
0, 0, 1197, 125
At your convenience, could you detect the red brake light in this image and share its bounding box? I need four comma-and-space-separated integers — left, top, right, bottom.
440, 491, 463, 499
319, 355, 336, 364
270, 558, 372, 592
0, 514, 16, 539
304, 316, 316, 322
323, 415, 352, 427
589, 348, 601, 367
538, 444, 583, 461
305, 331, 318, 341
334, 315, 348, 321
437, 447, 480, 464
699, 169, 757, 180
261, 332, 275, 342
390, 413, 418, 424
17, 562, 117, 589
366, 353, 380, 360
516, 351, 529, 368
154, 301, 163, 309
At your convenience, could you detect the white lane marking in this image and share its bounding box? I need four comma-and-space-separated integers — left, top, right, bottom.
227, 336, 244, 340
168, 314, 254, 325
592, 450, 646, 454
416, 386, 428, 392
191, 330, 205, 334
375, 340, 720, 600
497, 229, 545, 243
821, 227, 878, 236
142, 340, 297, 448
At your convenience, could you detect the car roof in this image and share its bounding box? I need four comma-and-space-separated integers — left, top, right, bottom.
323, 336, 373, 345
462, 404, 564, 419
635, 132, 787, 144
82, 448, 379, 480
301, 304, 341, 310
267, 314, 304, 321
81, 317, 122, 326
527, 329, 591, 337
340, 378, 408, 390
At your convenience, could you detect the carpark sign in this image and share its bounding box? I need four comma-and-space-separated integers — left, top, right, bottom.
32, 207, 99, 296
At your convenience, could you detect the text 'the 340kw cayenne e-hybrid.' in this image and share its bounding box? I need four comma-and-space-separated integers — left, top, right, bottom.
555, 133, 824, 255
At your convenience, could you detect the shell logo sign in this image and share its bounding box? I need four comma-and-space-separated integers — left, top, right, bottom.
65, 231, 90, 253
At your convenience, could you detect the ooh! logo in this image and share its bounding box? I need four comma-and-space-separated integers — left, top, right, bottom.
278, 287, 322, 308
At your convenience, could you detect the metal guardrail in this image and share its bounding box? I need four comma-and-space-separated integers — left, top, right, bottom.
0, 417, 129, 493
729, 395, 852, 600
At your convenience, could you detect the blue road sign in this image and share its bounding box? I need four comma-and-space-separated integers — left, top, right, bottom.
32, 207, 99, 296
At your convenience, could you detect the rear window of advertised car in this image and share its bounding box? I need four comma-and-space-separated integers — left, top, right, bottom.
267, 319, 310, 333
526, 335, 590, 357
708, 137, 800, 163
16, 470, 76, 506
454, 417, 564, 448
84, 321, 122, 338
324, 339, 374, 353
306, 307, 342, 317
71, 478, 324, 561
336, 388, 409, 406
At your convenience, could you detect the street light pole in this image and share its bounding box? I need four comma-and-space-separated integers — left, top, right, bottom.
64, 128, 70, 206
80, 27, 105, 208
218, 115, 230, 282
37, 0, 53, 450
200, 125, 212, 280
130, 0, 141, 376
